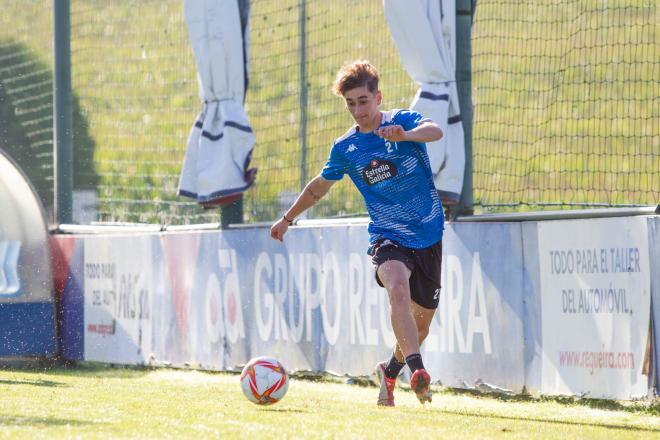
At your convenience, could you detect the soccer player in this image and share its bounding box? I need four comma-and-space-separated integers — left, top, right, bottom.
270, 60, 444, 406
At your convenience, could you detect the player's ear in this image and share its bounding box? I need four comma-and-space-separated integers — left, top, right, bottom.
376, 90, 382, 105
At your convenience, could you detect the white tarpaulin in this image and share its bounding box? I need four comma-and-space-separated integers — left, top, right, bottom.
179, 0, 256, 207
384, 0, 465, 204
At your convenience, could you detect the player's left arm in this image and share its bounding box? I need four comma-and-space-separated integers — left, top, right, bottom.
375, 121, 443, 143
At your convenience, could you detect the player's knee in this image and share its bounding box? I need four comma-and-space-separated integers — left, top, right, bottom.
387, 283, 410, 308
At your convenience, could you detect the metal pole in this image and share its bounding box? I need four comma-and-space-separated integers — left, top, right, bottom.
53, 0, 73, 224
298, 0, 308, 190
221, 0, 251, 228
221, 197, 244, 228
455, 0, 474, 215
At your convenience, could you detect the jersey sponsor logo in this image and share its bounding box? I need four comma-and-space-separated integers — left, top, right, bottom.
346, 143, 357, 153
361, 159, 398, 185
0, 240, 22, 296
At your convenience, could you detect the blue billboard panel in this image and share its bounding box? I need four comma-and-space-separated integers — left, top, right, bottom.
422, 223, 526, 391
57, 221, 526, 392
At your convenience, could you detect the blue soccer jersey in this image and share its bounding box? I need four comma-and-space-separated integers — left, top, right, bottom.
321, 109, 444, 248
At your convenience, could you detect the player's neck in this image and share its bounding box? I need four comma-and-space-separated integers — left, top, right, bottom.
357, 111, 382, 133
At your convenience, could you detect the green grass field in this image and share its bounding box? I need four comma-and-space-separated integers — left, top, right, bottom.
1, 364, 659, 439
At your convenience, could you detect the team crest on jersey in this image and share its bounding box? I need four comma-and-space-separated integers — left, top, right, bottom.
361, 159, 398, 185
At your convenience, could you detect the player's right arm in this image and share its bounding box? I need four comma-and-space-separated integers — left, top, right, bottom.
270, 175, 336, 242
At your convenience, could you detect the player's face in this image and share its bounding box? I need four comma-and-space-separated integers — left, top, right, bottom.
343, 86, 382, 127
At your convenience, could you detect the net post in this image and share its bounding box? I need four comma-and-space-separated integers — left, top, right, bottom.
455, 0, 474, 216
221, 198, 244, 229
221, 0, 252, 229
53, 0, 73, 224
298, 0, 308, 191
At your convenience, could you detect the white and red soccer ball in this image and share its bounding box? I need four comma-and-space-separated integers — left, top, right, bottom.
240, 356, 289, 405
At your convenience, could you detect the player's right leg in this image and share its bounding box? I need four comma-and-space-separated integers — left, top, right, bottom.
375, 359, 396, 406
377, 260, 420, 357
373, 259, 414, 407
378, 260, 434, 404
371, 239, 432, 405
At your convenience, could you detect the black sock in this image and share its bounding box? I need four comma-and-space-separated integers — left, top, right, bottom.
384, 354, 406, 380
405, 353, 425, 374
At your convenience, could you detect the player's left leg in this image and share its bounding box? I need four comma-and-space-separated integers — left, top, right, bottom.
394, 301, 435, 403
403, 240, 442, 404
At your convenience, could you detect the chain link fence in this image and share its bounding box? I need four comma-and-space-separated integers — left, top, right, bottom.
472, 0, 659, 210
1, 0, 657, 225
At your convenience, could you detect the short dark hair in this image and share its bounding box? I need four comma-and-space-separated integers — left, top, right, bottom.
333, 60, 379, 96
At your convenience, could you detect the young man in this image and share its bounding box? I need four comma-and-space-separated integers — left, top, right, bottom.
270, 60, 444, 406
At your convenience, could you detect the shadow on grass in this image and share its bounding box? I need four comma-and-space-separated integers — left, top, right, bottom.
0, 415, 96, 427
0, 378, 67, 388
259, 407, 308, 413
0, 361, 151, 379
46, 362, 154, 379
445, 387, 660, 417
412, 407, 660, 434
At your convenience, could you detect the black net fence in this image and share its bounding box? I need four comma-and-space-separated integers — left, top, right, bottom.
471, 0, 659, 211
0, 0, 657, 224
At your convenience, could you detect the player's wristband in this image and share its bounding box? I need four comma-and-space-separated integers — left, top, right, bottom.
283, 214, 294, 224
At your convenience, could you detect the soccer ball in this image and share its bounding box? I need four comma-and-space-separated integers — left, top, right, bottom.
240, 356, 289, 405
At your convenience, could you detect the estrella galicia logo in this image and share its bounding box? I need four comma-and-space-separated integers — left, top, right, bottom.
361, 159, 398, 185
0, 240, 22, 296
